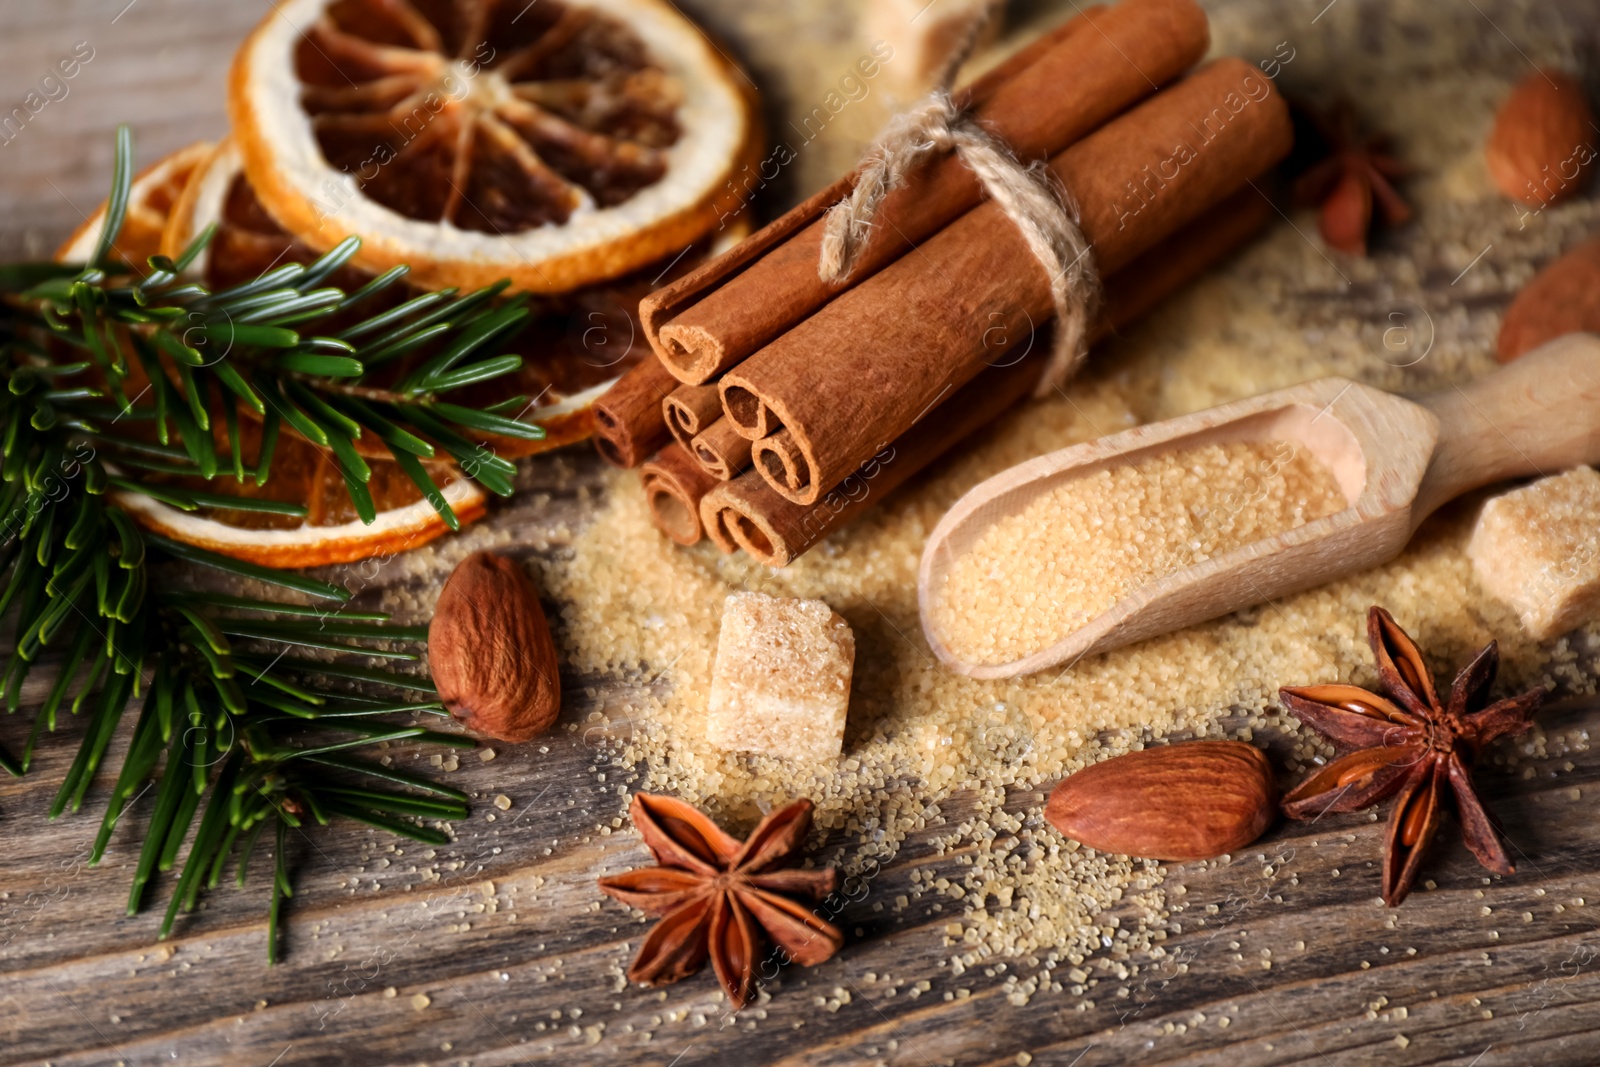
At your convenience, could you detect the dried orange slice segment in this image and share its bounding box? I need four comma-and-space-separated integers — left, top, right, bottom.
229, 0, 757, 292
164, 139, 349, 291
108, 451, 486, 566
111, 485, 486, 569
57, 140, 214, 268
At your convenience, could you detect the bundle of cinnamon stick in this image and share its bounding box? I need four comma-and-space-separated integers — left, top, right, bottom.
594, 0, 1292, 566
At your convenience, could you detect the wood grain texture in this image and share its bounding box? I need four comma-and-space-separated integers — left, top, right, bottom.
6, 1, 1600, 1066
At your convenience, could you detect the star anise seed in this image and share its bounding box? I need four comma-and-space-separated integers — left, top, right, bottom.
598, 793, 843, 1008
1280, 606, 1545, 906
1293, 101, 1411, 256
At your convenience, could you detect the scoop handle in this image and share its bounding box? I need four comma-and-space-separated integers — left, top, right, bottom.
1413, 333, 1600, 519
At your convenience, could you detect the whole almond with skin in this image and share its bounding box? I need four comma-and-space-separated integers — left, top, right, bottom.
428, 551, 560, 743
1046, 741, 1276, 862
1486, 70, 1596, 207
1498, 237, 1600, 362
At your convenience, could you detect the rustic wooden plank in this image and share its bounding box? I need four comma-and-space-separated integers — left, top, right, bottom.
9, 673, 1600, 1065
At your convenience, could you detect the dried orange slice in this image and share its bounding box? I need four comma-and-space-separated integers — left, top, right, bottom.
107, 414, 487, 569
108, 447, 483, 566
111, 485, 486, 568
229, 0, 758, 292
57, 140, 214, 268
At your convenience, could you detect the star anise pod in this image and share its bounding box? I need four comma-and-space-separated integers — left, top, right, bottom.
1293, 101, 1411, 255
598, 793, 843, 1008
1280, 606, 1545, 906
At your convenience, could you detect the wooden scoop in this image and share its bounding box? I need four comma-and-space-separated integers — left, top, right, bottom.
919, 333, 1600, 679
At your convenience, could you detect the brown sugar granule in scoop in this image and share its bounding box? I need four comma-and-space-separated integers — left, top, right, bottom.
930, 441, 1347, 666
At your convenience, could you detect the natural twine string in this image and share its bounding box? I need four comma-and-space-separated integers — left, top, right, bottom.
817, 12, 1099, 396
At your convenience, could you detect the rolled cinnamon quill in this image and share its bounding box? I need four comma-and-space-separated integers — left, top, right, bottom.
663, 384, 722, 452
701, 185, 1274, 566
704, 357, 1043, 566
641, 0, 1209, 385
701, 497, 738, 553
640, 444, 721, 546
724, 58, 1291, 505
593, 357, 678, 468
690, 419, 753, 480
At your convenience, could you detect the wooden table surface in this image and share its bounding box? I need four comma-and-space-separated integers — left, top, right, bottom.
7, 1, 1600, 1065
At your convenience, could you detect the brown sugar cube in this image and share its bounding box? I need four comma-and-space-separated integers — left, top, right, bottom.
707, 592, 855, 761
1467, 466, 1600, 640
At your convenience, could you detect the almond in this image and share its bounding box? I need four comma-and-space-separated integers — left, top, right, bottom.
1485, 70, 1596, 207
1045, 741, 1276, 861
1497, 236, 1600, 362
428, 551, 560, 743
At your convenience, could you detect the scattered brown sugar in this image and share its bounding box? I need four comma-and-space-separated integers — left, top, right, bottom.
1468, 466, 1600, 640
538, 455, 1569, 985
929, 441, 1348, 666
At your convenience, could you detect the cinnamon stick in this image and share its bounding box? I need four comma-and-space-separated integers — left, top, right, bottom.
702, 498, 738, 553
663, 384, 722, 452
701, 184, 1273, 566
594, 10, 1113, 469
593, 356, 678, 468
641, 0, 1208, 385
705, 357, 1042, 566
690, 419, 753, 480
724, 58, 1291, 504
636, 22, 1085, 395
640, 443, 721, 546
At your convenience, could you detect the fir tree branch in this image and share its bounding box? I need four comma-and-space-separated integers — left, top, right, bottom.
0, 126, 500, 963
